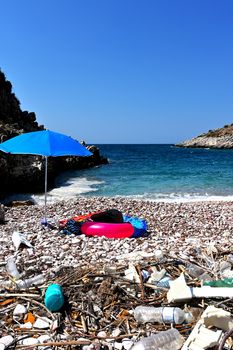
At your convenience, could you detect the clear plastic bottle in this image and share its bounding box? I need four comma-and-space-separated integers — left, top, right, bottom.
156, 276, 172, 288
131, 328, 183, 350
6, 256, 21, 280
141, 269, 151, 281
16, 274, 45, 289
134, 306, 191, 324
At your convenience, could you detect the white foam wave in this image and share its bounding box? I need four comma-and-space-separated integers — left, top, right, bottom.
4, 180, 233, 206
32, 177, 104, 205
124, 192, 233, 203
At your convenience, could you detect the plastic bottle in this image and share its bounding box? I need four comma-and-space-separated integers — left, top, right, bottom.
156, 276, 172, 288
6, 256, 21, 280
16, 274, 45, 289
44, 284, 64, 312
134, 306, 191, 324
141, 269, 151, 281
130, 328, 183, 350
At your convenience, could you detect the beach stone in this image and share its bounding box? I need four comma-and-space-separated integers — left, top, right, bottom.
22, 338, 39, 346
20, 322, 32, 329
154, 249, 163, 260
34, 318, 50, 329
111, 327, 121, 337
114, 342, 123, 350
37, 335, 52, 350
13, 304, 27, 321
122, 339, 133, 350
9, 200, 34, 207
61, 244, 70, 251
0, 336, 14, 350
97, 331, 107, 338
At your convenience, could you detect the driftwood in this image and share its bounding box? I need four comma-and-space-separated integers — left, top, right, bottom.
1, 255, 233, 349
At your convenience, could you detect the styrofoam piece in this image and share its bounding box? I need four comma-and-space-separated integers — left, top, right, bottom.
203, 305, 233, 332
167, 273, 233, 303
124, 265, 140, 283
181, 306, 223, 349
167, 273, 192, 302
12, 231, 33, 250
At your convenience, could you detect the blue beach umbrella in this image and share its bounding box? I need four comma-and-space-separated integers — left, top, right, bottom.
0, 130, 92, 223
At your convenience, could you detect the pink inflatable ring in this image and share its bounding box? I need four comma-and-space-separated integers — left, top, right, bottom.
81, 221, 134, 239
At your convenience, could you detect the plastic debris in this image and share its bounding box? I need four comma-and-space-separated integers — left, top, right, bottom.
44, 283, 64, 312
6, 256, 21, 280
131, 328, 184, 350
167, 273, 233, 303
203, 277, 233, 287
16, 274, 45, 289
181, 306, 230, 349
134, 306, 193, 324
12, 230, 33, 250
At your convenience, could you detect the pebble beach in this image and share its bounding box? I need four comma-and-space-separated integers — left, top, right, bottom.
1, 197, 233, 277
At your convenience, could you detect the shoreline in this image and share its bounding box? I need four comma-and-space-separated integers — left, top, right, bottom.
3, 190, 233, 207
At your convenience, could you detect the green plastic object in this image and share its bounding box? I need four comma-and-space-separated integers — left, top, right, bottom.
203, 278, 233, 287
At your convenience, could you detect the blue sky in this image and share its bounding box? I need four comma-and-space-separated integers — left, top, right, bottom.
1, 0, 232, 144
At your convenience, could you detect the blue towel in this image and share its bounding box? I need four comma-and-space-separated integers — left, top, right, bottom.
123, 215, 147, 238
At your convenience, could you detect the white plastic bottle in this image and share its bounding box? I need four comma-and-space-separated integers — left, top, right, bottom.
16, 274, 45, 289
6, 256, 21, 280
134, 306, 192, 324
131, 328, 183, 350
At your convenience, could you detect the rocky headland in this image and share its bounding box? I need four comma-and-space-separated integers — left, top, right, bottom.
176, 124, 233, 149
0, 70, 108, 200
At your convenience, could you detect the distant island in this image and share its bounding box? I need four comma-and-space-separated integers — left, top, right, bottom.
176, 124, 233, 149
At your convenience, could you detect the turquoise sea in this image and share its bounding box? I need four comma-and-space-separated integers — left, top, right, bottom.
36, 144, 233, 204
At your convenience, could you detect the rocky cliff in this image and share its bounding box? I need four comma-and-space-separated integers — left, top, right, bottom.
0, 70, 108, 199
176, 124, 233, 149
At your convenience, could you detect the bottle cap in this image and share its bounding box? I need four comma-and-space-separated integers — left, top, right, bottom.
44, 284, 64, 312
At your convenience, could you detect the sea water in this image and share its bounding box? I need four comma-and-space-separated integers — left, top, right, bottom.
11, 144, 233, 204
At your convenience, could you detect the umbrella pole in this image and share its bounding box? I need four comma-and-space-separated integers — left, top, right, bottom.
44, 156, 48, 225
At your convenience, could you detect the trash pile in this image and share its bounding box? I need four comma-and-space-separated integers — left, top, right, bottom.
1, 229, 233, 349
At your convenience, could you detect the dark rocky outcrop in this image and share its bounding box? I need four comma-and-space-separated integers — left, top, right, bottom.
176, 124, 233, 149
0, 70, 108, 199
